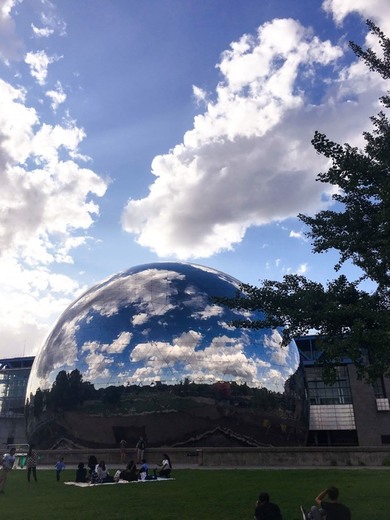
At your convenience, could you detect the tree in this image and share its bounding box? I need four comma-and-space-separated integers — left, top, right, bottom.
50, 369, 86, 411
68, 369, 85, 407
221, 21, 390, 382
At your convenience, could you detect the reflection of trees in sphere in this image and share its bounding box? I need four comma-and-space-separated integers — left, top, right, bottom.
26, 262, 308, 448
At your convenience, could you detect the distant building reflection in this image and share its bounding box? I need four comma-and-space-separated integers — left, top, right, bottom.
25, 262, 307, 448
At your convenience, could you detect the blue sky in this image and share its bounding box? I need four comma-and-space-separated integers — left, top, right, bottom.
0, 0, 389, 358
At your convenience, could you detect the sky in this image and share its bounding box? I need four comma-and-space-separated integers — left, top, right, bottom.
0, 0, 389, 359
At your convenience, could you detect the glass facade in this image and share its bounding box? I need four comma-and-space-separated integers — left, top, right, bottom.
306, 366, 352, 405
0, 357, 34, 416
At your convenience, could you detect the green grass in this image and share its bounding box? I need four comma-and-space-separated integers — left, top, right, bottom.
1, 468, 389, 519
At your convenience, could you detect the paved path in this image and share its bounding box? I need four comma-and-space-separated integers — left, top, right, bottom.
18, 464, 390, 471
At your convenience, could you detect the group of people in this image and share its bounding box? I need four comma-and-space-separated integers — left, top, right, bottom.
254, 487, 351, 520
137, 453, 172, 480
119, 435, 146, 464
73, 456, 114, 484
72, 452, 172, 484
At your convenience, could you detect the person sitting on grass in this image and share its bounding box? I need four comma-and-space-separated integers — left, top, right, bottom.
75, 462, 87, 483
120, 460, 138, 482
94, 460, 114, 483
138, 459, 149, 480
254, 492, 282, 520
154, 453, 172, 478
301, 487, 351, 520
87, 455, 98, 476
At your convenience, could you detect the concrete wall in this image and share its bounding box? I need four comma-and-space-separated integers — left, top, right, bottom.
348, 366, 390, 445
0, 417, 27, 446
26, 446, 390, 468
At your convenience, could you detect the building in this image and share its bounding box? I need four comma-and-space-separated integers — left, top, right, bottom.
0, 356, 34, 446
296, 335, 390, 446
1, 342, 390, 447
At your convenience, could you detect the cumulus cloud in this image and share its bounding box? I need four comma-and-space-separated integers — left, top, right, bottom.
125, 329, 291, 390
322, 0, 390, 33
0, 0, 23, 64
0, 2, 108, 357
121, 16, 385, 259
0, 254, 80, 360
263, 330, 289, 366
129, 334, 261, 386
0, 80, 108, 262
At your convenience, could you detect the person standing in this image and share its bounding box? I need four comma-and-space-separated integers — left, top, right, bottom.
254, 492, 282, 520
54, 457, 65, 482
26, 445, 38, 483
119, 439, 127, 463
136, 435, 145, 463
0, 447, 16, 494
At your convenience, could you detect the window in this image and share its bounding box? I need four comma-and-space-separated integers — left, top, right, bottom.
372, 377, 386, 399
306, 366, 352, 405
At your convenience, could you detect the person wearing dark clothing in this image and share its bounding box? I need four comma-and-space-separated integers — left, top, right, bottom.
87, 455, 98, 475
75, 462, 87, 483
136, 436, 146, 463
254, 492, 283, 520
26, 445, 38, 483
316, 487, 351, 520
301, 487, 351, 520
120, 460, 138, 482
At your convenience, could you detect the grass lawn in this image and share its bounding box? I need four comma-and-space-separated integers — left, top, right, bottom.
1, 468, 389, 519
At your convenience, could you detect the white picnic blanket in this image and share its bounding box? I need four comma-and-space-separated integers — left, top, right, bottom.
64, 478, 174, 487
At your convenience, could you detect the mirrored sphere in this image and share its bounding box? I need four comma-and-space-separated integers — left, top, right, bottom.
26, 262, 308, 448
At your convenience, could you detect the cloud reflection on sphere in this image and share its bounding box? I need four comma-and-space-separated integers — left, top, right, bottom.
26, 262, 307, 448
28, 262, 300, 393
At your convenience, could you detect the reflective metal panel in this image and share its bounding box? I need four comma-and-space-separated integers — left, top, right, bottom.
26, 262, 308, 448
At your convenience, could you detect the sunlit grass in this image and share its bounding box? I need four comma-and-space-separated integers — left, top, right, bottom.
1, 468, 389, 519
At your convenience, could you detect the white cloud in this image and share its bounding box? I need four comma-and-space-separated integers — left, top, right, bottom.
45, 81, 66, 110
322, 0, 390, 33
297, 263, 308, 275
0, 254, 80, 358
121, 17, 385, 259
31, 23, 54, 38
192, 85, 207, 104
41, 8, 67, 37
0, 0, 23, 64
0, 38, 108, 357
289, 230, 307, 241
25, 50, 61, 85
